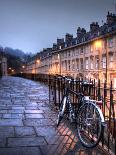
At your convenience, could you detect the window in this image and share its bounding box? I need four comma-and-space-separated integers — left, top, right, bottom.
76, 49, 79, 56
72, 59, 75, 70
80, 59, 83, 70
58, 54, 60, 59
64, 52, 67, 58
102, 56, 106, 68
72, 49, 75, 57
109, 53, 113, 68
65, 60, 67, 71
80, 47, 83, 54
68, 51, 70, 57
108, 38, 113, 48
85, 45, 89, 54
90, 45, 93, 53
85, 58, 89, 70
61, 53, 63, 59
68, 60, 70, 70
95, 57, 99, 69
76, 59, 79, 70
62, 61, 64, 71
90, 57, 94, 69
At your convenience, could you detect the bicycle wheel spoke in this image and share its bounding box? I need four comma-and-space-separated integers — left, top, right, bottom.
77, 102, 102, 148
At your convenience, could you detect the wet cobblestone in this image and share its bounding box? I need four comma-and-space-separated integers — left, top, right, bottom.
0, 76, 107, 155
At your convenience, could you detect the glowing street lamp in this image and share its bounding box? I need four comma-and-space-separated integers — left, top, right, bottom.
36, 59, 40, 64
11, 69, 15, 74
22, 65, 25, 69
94, 40, 102, 49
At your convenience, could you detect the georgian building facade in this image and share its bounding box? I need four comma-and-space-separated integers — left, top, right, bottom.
26, 12, 116, 88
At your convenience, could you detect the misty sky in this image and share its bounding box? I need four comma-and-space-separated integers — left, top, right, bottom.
0, 0, 115, 53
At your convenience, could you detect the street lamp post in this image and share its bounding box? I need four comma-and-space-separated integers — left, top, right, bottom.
34, 59, 40, 80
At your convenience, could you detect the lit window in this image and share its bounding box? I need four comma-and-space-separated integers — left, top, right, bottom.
72, 60, 75, 70
91, 45, 94, 53
68, 60, 70, 70
95, 57, 99, 69
80, 59, 83, 70
76, 59, 79, 70
58, 54, 60, 59
90, 57, 94, 69
80, 47, 83, 54
108, 38, 113, 48
85, 58, 89, 69
109, 53, 113, 68
102, 56, 106, 68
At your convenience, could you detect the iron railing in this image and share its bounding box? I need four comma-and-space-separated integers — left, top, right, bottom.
49, 74, 116, 155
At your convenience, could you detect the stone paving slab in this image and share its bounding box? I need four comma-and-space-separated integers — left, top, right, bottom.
0, 127, 14, 138
8, 137, 47, 147
25, 113, 44, 119
0, 76, 107, 155
14, 126, 36, 137
0, 119, 23, 126
24, 109, 44, 113
23, 118, 54, 126
0, 147, 41, 155
3, 113, 23, 119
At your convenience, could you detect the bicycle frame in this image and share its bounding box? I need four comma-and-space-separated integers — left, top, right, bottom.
63, 79, 105, 124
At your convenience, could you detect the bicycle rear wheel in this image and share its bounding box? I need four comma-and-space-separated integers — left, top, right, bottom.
57, 96, 67, 127
77, 101, 103, 148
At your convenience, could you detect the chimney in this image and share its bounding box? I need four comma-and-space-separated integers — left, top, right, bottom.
90, 22, 99, 33
107, 11, 116, 25
57, 38, 65, 49
52, 43, 57, 51
77, 27, 86, 41
65, 33, 73, 47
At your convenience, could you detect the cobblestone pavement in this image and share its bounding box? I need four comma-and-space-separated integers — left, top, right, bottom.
0, 76, 106, 155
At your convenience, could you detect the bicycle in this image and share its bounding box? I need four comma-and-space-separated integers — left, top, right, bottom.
56, 77, 105, 148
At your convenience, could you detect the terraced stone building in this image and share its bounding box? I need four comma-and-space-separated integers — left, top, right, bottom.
26, 12, 116, 88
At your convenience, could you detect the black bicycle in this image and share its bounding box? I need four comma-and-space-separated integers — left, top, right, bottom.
57, 77, 105, 148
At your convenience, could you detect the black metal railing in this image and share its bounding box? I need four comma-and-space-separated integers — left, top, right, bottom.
49, 75, 116, 155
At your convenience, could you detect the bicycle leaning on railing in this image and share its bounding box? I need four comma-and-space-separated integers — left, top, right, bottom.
56, 77, 106, 148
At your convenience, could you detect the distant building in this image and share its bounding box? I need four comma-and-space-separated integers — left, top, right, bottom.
26, 12, 116, 88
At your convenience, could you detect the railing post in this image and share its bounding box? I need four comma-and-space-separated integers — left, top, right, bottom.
54, 75, 57, 106
98, 79, 101, 101
103, 80, 107, 118
49, 74, 51, 104
93, 79, 96, 100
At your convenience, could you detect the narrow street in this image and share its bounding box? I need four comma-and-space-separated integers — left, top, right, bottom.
0, 76, 106, 155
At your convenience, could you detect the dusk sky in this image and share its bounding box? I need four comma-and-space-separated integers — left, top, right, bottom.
0, 0, 115, 54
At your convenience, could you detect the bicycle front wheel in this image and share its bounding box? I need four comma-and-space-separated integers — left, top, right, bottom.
77, 101, 103, 148
57, 96, 67, 127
